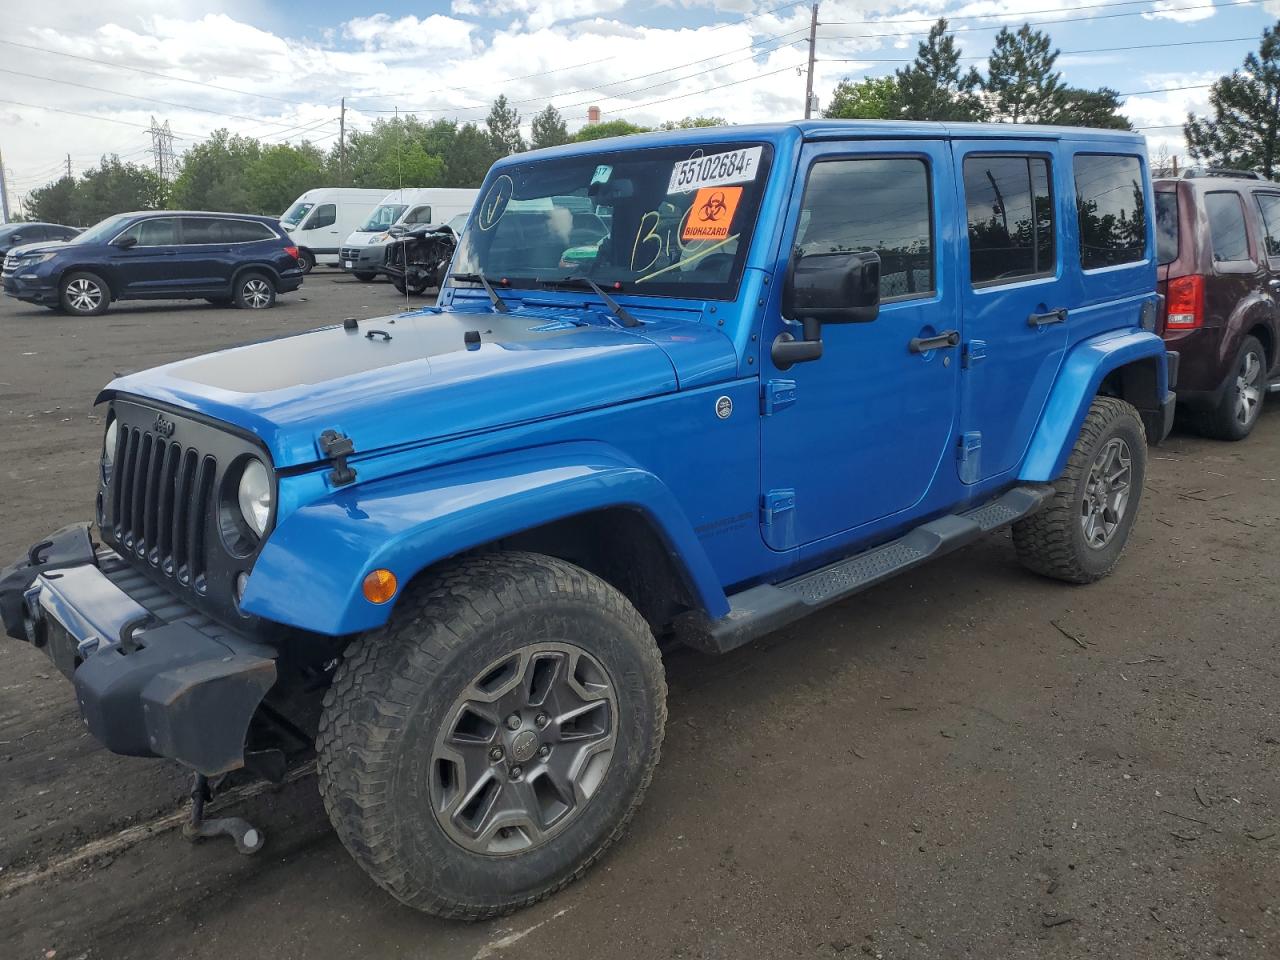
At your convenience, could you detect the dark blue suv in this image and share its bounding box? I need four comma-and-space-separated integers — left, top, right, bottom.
2, 211, 303, 315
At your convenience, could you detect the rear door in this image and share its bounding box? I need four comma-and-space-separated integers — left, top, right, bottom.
177, 216, 236, 292
1202, 190, 1262, 332
954, 141, 1069, 483
759, 139, 960, 550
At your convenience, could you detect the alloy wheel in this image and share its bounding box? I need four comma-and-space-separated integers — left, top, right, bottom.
1235, 348, 1264, 427
66, 278, 102, 313
429, 642, 617, 856
1080, 436, 1132, 549
242, 278, 272, 308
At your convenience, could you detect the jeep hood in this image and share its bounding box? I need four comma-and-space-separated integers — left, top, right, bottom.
100, 304, 738, 469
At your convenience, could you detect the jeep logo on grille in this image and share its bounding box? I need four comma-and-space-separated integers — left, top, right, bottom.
153, 414, 176, 438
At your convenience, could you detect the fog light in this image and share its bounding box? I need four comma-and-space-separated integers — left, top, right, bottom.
362, 569, 397, 604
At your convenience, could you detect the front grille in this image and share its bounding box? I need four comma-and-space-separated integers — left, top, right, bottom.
339, 247, 361, 261
110, 426, 217, 593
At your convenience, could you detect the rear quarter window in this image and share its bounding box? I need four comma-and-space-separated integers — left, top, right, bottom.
1074, 154, 1147, 269
1204, 191, 1250, 263
1155, 192, 1179, 265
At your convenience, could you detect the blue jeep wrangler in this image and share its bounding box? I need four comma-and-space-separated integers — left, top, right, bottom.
0, 121, 1175, 918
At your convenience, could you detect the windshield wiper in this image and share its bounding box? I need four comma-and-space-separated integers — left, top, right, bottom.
450, 272, 510, 313
544, 276, 640, 328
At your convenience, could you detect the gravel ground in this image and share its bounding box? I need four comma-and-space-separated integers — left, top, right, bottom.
0, 273, 1277, 960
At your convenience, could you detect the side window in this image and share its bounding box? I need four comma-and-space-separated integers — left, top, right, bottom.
794, 156, 934, 301
1255, 193, 1280, 260
1074, 154, 1146, 269
963, 155, 1054, 286
1155, 191, 1180, 265
405, 205, 432, 225
180, 218, 229, 244
223, 220, 275, 242
305, 204, 336, 229
119, 218, 178, 246
1204, 192, 1251, 263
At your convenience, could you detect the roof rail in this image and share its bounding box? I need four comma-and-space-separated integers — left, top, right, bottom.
1181, 166, 1266, 181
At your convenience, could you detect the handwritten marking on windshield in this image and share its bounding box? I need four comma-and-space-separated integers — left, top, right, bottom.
635, 234, 740, 284
477, 175, 514, 231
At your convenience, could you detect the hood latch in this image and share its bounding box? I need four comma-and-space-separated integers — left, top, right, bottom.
319, 429, 357, 487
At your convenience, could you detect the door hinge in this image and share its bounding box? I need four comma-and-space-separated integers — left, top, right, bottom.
761, 379, 798, 415
956, 431, 982, 484
762, 488, 796, 526
962, 339, 987, 369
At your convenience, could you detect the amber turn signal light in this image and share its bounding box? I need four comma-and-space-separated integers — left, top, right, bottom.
362, 568, 398, 604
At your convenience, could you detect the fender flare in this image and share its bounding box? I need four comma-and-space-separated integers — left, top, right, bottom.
1019, 329, 1170, 482
229, 262, 282, 291
241, 441, 730, 636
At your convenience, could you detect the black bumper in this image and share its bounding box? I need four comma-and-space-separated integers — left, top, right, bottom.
1, 523, 277, 776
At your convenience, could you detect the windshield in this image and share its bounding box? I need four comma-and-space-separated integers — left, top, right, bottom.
280, 201, 314, 228
361, 204, 408, 232
72, 214, 132, 245
452, 142, 772, 300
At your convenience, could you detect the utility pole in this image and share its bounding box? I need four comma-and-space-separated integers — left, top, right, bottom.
0, 147, 10, 224
66, 153, 71, 180
339, 97, 346, 184
804, 2, 819, 120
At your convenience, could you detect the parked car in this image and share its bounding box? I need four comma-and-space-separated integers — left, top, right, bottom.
1155, 169, 1280, 439
339, 188, 477, 281
1, 121, 1175, 919
382, 212, 470, 294
0, 221, 79, 255
1, 211, 303, 315
279, 188, 388, 273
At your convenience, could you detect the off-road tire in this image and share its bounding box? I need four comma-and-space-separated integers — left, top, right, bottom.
1013, 396, 1147, 584
233, 272, 276, 310
316, 552, 667, 920
392, 275, 429, 296
59, 271, 110, 316
295, 249, 315, 274
1198, 335, 1266, 441
353, 270, 378, 282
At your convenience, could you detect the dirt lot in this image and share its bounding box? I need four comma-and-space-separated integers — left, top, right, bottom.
1, 273, 1278, 960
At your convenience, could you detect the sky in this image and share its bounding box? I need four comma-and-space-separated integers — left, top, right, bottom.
2, 0, 1278, 209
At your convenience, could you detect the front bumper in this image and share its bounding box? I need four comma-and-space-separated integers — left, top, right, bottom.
1, 523, 277, 776
3, 272, 59, 304
339, 244, 387, 271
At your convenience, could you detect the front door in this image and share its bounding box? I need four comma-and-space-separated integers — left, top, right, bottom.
109, 216, 183, 296
759, 140, 960, 551
953, 143, 1070, 482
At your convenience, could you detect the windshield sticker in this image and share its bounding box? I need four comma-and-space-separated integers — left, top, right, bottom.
476, 174, 514, 231
683, 187, 742, 243
591, 164, 613, 185
668, 146, 762, 195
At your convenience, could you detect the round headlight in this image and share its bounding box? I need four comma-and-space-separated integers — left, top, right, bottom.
237, 459, 272, 537
103, 420, 118, 465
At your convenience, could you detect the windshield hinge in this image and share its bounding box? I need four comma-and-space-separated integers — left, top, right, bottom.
761, 379, 798, 416
318, 429, 357, 487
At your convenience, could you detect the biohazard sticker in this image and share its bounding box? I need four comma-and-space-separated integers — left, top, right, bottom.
683, 187, 742, 243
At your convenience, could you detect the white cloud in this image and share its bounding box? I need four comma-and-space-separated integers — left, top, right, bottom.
1144, 0, 1217, 22
451, 0, 628, 31
344, 13, 476, 55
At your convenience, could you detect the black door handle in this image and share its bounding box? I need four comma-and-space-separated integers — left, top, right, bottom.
909, 330, 960, 353
1028, 308, 1068, 327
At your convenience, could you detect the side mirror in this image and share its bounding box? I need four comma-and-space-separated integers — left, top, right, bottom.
10, 234, 22, 245
773, 251, 881, 368
113, 235, 138, 249
388, 224, 406, 238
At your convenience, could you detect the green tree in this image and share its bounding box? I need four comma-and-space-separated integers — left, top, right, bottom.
444, 123, 500, 187
572, 119, 651, 142
1052, 87, 1131, 130
75, 156, 164, 222
25, 176, 78, 225
486, 95, 526, 156
245, 142, 329, 214
657, 115, 727, 129
984, 25, 1064, 123
530, 105, 571, 150
342, 116, 446, 189
169, 129, 261, 211
1185, 19, 1280, 178
894, 19, 984, 121
823, 76, 900, 119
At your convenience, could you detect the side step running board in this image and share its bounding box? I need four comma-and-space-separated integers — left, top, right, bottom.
677, 484, 1053, 655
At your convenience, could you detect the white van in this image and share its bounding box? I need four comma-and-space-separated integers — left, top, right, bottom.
279, 188, 389, 273
338, 188, 477, 281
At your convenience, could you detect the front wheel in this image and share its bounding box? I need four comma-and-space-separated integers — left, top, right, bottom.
60, 271, 109, 316
353, 270, 378, 282
1013, 396, 1147, 584
317, 553, 666, 919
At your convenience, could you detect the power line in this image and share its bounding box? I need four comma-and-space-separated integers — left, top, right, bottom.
604, 61, 808, 117
0, 97, 204, 137
821, 0, 1250, 27
817, 34, 1258, 62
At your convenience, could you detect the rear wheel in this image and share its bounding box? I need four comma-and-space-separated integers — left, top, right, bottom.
392, 274, 430, 296
295, 249, 315, 274
233, 272, 276, 310
317, 552, 666, 919
1198, 335, 1266, 441
1013, 396, 1147, 584
59, 271, 109, 316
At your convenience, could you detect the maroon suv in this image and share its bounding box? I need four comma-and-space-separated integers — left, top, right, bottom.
1155, 171, 1280, 440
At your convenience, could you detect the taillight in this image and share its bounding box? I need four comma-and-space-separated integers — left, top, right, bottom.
1165, 274, 1204, 329
284, 245, 299, 261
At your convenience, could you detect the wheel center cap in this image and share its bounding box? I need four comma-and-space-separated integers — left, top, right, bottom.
510, 729, 539, 763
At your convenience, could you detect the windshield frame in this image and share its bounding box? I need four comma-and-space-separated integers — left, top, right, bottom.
452, 140, 774, 303
280, 201, 314, 228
